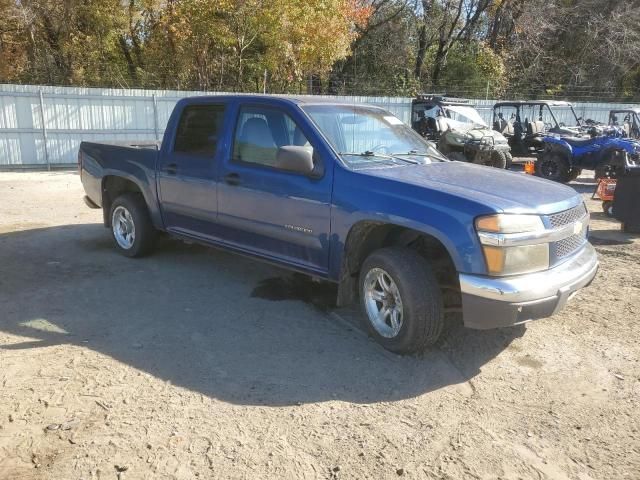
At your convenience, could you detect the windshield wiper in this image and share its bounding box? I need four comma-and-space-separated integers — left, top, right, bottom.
391, 151, 439, 163
340, 151, 387, 157
339, 151, 420, 165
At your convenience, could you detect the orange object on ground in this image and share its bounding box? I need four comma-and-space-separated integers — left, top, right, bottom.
594, 178, 617, 201
524, 161, 535, 175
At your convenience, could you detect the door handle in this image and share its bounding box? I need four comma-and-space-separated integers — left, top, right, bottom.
164, 163, 177, 175
224, 173, 241, 186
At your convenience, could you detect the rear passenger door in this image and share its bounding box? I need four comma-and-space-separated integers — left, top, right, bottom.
158, 103, 226, 237
216, 103, 333, 276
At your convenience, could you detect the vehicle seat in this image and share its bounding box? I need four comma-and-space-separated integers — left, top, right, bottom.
237, 117, 277, 165
503, 121, 514, 135
623, 122, 631, 137
564, 137, 594, 147
528, 120, 544, 135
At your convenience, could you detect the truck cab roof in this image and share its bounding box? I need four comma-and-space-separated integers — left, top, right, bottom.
176, 94, 378, 109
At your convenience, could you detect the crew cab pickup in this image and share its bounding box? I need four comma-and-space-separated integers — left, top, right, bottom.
79, 95, 598, 354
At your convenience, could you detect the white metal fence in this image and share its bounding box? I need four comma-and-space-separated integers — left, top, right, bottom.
0, 84, 637, 168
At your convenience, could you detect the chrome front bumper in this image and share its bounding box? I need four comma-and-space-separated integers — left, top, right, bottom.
459, 243, 599, 329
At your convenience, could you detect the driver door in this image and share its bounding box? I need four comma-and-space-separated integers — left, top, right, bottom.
215, 103, 333, 275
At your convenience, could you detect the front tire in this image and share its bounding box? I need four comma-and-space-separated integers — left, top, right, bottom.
535, 151, 571, 182
109, 193, 157, 257
487, 150, 507, 169
359, 247, 444, 354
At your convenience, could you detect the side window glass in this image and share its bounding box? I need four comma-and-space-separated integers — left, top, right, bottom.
233, 107, 313, 169
174, 105, 225, 156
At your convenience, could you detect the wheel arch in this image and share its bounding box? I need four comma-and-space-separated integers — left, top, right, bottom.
101, 175, 147, 227
335, 221, 459, 308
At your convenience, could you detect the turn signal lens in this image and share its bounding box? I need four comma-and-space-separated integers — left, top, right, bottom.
475, 214, 544, 234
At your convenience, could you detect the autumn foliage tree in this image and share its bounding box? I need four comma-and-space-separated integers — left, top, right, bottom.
0, 0, 371, 92
2, 0, 640, 99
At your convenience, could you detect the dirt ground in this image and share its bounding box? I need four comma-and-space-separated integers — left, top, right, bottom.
0, 171, 638, 480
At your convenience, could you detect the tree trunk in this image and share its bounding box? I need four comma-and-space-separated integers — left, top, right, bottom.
414, 24, 428, 79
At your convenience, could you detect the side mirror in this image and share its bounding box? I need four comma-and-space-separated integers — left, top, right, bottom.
275, 146, 317, 176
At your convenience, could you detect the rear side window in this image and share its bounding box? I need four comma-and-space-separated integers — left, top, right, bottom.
174, 105, 225, 156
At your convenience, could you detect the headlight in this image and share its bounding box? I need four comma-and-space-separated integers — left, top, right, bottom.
476, 214, 544, 234
475, 214, 549, 276
480, 244, 549, 275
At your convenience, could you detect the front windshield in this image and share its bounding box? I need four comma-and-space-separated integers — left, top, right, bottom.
301, 104, 445, 166
442, 105, 487, 128
549, 105, 580, 127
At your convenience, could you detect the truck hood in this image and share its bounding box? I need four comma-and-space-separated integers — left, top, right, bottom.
359, 161, 582, 215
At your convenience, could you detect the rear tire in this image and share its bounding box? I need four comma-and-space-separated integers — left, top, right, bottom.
359, 247, 444, 354
568, 168, 582, 182
109, 193, 157, 258
535, 151, 571, 182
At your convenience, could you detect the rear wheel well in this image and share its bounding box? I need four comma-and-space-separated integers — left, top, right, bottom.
102, 176, 144, 227
337, 222, 460, 314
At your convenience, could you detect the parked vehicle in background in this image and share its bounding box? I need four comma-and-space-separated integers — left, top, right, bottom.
412, 95, 512, 168
78, 95, 598, 354
536, 133, 640, 182
609, 108, 640, 139
492, 100, 584, 157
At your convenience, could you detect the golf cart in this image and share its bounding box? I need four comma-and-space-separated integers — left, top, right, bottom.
411, 95, 511, 168
609, 108, 640, 139
492, 100, 583, 157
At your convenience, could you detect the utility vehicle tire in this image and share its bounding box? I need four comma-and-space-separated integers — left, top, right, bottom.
596, 150, 629, 180
535, 152, 571, 182
487, 150, 507, 169
359, 247, 444, 354
504, 151, 514, 169
109, 193, 157, 258
568, 168, 582, 182
602, 201, 614, 217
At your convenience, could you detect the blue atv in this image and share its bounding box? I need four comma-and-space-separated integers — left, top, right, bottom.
535, 130, 640, 183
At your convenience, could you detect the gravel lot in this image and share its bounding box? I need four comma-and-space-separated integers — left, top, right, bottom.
0, 171, 638, 480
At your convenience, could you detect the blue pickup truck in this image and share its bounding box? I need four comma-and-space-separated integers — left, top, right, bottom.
79, 95, 598, 354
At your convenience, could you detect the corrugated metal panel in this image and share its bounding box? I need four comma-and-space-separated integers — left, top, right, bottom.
0, 84, 638, 167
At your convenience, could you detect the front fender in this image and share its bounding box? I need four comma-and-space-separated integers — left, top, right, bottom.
336, 212, 466, 273
543, 136, 572, 154
609, 138, 638, 155
328, 169, 495, 280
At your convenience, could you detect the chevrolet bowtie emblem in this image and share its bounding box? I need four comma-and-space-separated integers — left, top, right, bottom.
573, 221, 583, 235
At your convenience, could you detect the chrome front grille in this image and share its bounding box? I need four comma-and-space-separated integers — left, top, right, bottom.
547, 204, 587, 229
554, 233, 587, 258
